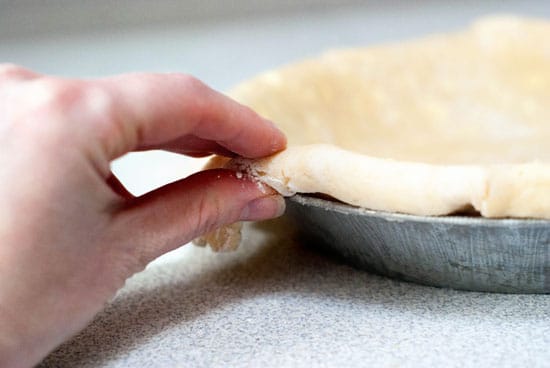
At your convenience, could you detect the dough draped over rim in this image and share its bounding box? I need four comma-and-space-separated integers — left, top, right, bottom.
198, 15, 550, 251
230, 145, 550, 218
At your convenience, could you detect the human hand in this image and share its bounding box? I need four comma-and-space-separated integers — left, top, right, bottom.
0, 64, 286, 367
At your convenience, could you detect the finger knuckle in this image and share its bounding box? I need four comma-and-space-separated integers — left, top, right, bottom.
19, 79, 115, 140
0, 63, 33, 80
172, 73, 210, 122
193, 194, 223, 236
29, 79, 114, 123
177, 73, 207, 95
14, 80, 89, 143
33, 79, 86, 111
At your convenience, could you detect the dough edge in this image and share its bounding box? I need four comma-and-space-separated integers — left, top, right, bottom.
229, 144, 550, 220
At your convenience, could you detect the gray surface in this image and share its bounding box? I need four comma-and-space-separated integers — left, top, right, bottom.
1, 1, 549, 366
287, 195, 550, 293
0, 0, 366, 39
40, 220, 550, 368
2, 0, 550, 90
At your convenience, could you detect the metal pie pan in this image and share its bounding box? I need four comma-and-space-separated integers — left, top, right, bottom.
285, 194, 550, 293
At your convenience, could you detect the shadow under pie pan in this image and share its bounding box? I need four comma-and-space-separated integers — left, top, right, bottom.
285, 194, 550, 294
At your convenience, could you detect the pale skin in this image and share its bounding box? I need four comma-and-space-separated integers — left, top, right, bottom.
0, 64, 287, 368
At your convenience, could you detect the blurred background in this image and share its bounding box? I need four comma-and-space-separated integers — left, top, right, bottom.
0, 0, 548, 199
2, 1, 548, 86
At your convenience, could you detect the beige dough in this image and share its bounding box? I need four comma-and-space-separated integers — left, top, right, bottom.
200, 15, 550, 251
231, 16, 550, 166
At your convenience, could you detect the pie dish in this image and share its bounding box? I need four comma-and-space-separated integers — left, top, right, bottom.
285, 194, 550, 293
198, 16, 550, 292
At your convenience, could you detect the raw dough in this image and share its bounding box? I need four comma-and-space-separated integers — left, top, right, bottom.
231, 16, 550, 166
200, 15, 550, 251
230, 15, 550, 217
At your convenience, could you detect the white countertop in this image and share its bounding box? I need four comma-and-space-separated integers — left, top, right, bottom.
1, 2, 549, 367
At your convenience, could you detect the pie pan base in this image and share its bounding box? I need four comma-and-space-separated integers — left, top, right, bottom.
286, 194, 550, 293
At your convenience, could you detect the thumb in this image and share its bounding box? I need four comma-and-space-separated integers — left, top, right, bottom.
109, 169, 285, 265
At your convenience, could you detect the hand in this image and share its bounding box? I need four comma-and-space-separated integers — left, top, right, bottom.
0, 64, 286, 367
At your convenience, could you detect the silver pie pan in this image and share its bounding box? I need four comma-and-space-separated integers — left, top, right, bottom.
285, 194, 550, 293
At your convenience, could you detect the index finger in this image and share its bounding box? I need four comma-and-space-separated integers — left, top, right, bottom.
94, 73, 286, 159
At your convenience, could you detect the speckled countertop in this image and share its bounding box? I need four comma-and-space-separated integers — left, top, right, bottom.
40, 220, 550, 367
1, 2, 549, 367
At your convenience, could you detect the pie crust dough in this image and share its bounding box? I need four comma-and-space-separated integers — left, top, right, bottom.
200, 16, 550, 250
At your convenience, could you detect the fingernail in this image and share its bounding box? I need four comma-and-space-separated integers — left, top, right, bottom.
263, 118, 278, 130
240, 195, 286, 221
265, 119, 285, 137
255, 181, 278, 196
